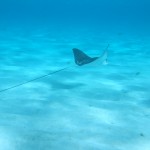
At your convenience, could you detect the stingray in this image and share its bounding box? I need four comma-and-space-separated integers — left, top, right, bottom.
0, 45, 109, 93
72, 44, 109, 66
72, 48, 99, 66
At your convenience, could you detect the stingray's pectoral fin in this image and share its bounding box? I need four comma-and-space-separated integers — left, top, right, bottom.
72, 48, 99, 66
98, 44, 109, 65
102, 59, 108, 65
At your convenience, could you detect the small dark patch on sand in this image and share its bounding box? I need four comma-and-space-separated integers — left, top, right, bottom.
135, 72, 140, 76
140, 133, 144, 137
117, 32, 123, 36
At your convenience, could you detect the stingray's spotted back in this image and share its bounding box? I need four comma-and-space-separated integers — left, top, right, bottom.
72, 48, 99, 66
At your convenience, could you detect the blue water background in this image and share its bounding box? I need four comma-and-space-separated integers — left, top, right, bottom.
0, 0, 150, 29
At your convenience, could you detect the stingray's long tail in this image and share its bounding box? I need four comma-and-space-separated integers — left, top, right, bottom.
0, 66, 70, 93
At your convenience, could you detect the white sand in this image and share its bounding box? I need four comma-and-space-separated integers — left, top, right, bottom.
0, 25, 150, 150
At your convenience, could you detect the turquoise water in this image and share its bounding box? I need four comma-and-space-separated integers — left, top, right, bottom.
0, 1, 150, 150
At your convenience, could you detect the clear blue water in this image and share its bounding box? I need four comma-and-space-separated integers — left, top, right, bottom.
0, 1, 150, 150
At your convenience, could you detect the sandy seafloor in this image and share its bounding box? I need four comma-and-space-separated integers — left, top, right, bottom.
0, 24, 150, 150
